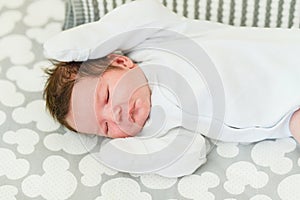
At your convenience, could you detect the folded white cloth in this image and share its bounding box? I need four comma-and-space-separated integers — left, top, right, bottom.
44, 0, 300, 177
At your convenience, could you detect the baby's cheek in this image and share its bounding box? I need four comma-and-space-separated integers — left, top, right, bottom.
109, 124, 130, 138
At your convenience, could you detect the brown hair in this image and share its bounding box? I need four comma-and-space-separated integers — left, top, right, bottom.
43, 57, 119, 132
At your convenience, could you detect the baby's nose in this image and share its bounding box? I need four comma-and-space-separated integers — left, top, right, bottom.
112, 105, 122, 123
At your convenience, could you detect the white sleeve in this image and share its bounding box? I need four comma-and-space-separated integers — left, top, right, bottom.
155, 133, 207, 178
98, 129, 207, 178
43, 0, 181, 61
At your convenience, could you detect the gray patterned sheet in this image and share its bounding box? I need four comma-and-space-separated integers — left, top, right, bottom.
1, 0, 300, 200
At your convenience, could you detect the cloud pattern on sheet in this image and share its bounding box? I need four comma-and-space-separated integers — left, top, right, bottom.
79, 154, 118, 187
6, 61, 49, 92
0, 11, 22, 37
44, 131, 98, 155
23, 0, 64, 27
216, 142, 239, 158
250, 194, 272, 200
0, 185, 18, 200
12, 100, 60, 132
1, 0, 300, 199
0, 80, 24, 107
139, 174, 177, 189
278, 174, 300, 200
22, 156, 77, 200
0, 0, 24, 10
251, 138, 296, 175
224, 161, 269, 195
0, 148, 30, 180
3, 129, 39, 155
0, 110, 6, 126
94, 178, 151, 200
177, 172, 219, 200
26, 22, 62, 43
0, 34, 34, 64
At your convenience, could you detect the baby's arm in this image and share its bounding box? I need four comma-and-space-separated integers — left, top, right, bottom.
289, 108, 300, 143
99, 129, 207, 178
155, 133, 207, 178
43, 0, 181, 61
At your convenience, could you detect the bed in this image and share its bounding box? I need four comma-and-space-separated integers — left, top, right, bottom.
1, 0, 300, 199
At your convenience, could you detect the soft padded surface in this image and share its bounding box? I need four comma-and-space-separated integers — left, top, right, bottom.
1, 0, 300, 199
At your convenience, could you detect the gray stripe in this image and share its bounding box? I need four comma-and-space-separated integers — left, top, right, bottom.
62, 0, 73, 30
112, 0, 116, 8
288, 0, 296, 28
229, 0, 235, 25
162, 0, 167, 6
183, 0, 188, 17
264, 0, 272, 27
92, 0, 100, 21
252, 0, 259, 27
195, 0, 200, 19
173, 0, 177, 13
276, 0, 283, 27
122, 0, 126, 4
73, 0, 85, 26
217, 0, 223, 23
103, 0, 108, 14
85, 0, 91, 22
240, 0, 247, 26
206, 0, 212, 20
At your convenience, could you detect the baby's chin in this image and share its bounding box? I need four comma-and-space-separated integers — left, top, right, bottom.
109, 123, 143, 138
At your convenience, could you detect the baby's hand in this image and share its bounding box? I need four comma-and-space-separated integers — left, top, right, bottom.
290, 108, 300, 143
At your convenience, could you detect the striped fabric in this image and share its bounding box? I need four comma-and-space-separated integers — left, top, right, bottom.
62, 0, 300, 30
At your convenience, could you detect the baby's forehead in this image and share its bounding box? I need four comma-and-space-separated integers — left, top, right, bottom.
69, 76, 101, 134
72, 76, 100, 100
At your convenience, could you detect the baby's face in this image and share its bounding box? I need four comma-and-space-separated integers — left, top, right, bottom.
65, 56, 151, 138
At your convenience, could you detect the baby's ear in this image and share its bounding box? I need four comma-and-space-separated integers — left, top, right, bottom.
108, 54, 136, 69
107, 53, 121, 59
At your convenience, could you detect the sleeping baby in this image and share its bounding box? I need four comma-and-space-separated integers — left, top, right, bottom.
43, 0, 300, 177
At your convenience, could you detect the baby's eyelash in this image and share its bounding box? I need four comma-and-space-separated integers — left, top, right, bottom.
106, 89, 110, 102
105, 122, 109, 134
